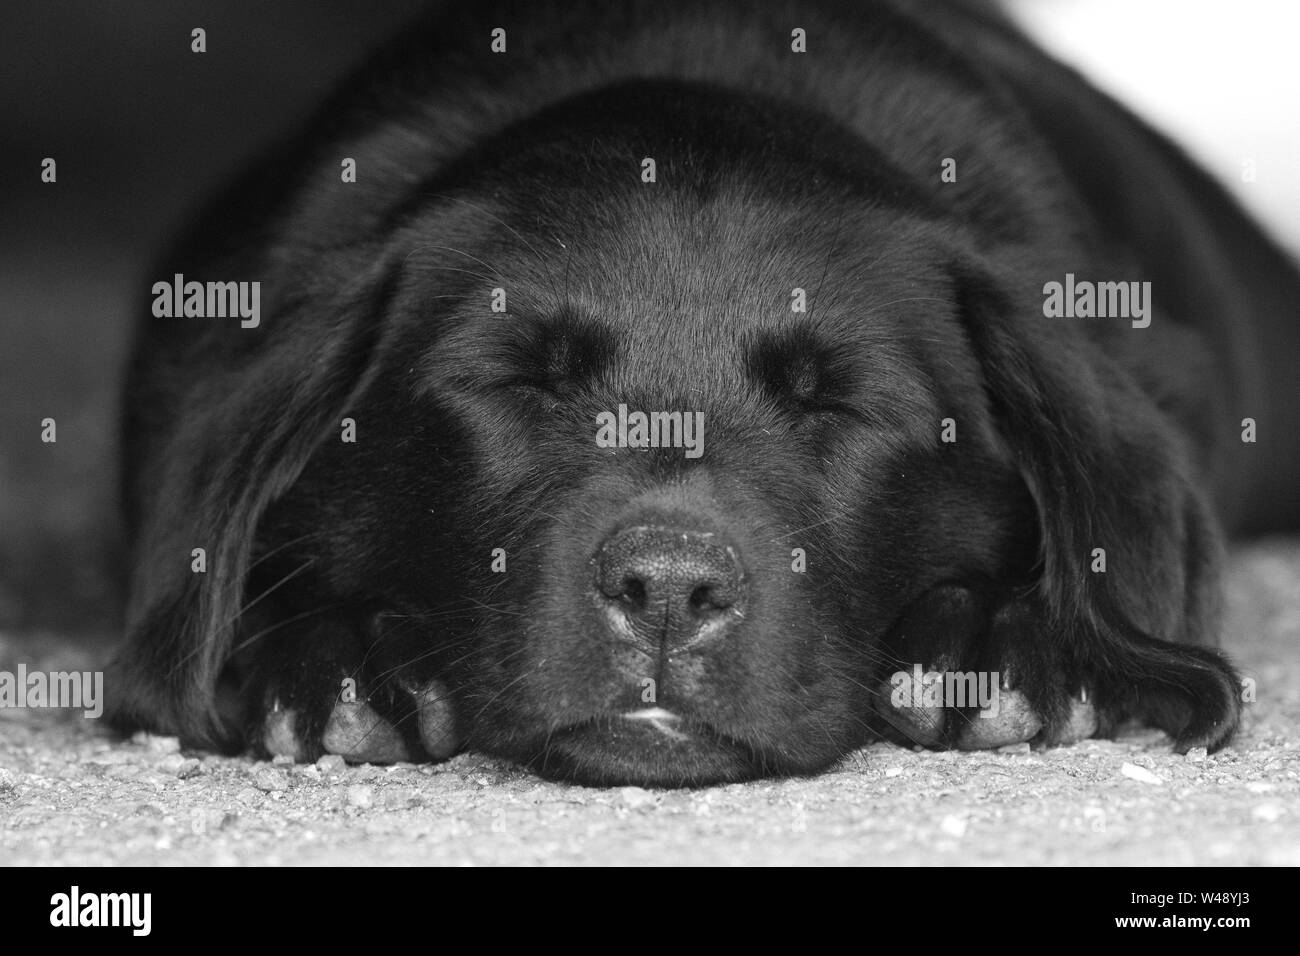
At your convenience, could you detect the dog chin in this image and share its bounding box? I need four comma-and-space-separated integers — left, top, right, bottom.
521, 709, 767, 787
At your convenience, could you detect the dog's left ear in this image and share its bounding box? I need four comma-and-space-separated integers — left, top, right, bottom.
107, 251, 399, 748
949, 262, 1241, 751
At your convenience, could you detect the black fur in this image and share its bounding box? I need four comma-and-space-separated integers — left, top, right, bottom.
109, 0, 1300, 786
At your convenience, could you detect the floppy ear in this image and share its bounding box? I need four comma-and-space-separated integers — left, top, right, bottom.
951, 264, 1241, 751
107, 253, 399, 748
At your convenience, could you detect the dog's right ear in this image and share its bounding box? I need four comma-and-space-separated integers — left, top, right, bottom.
107, 250, 401, 749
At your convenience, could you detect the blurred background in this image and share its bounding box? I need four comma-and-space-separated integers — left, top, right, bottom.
1, 0, 1296, 640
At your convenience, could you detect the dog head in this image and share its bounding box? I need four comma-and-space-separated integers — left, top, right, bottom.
112, 79, 1225, 785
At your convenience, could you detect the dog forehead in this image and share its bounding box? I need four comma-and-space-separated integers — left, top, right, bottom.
521, 192, 934, 335
401, 180, 959, 415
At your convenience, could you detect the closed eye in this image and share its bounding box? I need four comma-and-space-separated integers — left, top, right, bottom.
746, 326, 857, 416
490, 310, 614, 397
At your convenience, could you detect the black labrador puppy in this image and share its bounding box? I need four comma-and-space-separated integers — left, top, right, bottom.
109, 0, 1300, 786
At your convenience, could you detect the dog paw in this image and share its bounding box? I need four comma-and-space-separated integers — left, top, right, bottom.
241, 616, 461, 764
870, 583, 1234, 753
871, 585, 1052, 750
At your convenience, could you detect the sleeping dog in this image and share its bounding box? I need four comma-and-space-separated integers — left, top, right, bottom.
109, 0, 1300, 786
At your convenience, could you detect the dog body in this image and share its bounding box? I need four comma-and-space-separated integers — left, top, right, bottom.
111, 0, 1300, 785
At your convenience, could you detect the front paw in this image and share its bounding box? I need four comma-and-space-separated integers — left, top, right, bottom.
241, 615, 462, 764
871, 584, 1240, 753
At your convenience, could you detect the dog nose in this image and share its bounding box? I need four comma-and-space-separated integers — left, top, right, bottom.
594, 526, 745, 647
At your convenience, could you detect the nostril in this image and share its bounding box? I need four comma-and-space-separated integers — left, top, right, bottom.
688, 582, 734, 614
621, 576, 647, 611
688, 584, 711, 612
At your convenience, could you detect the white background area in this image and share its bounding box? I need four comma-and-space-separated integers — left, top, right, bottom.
1006, 0, 1300, 253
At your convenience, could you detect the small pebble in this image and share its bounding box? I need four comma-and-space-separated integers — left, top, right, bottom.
133, 733, 181, 755
316, 754, 346, 774
378, 787, 420, 810
346, 785, 374, 809
1185, 747, 1208, 763
138, 769, 174, 789
940, 814, 968, 837
252, 767, 288, 792
1120, 762, 1163, 786
619, 786, 656, 809
884, 766, 904, 778
1253, 803, 1284, 823
155, 753, 202, 778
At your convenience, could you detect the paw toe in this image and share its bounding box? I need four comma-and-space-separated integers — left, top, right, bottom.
322, 701, 412, 764
262, 706, 307, 761
956, 688, 1042, 750
877, 694, 947, 746
1052, 690, 1098, 745
411, 679, 461, 760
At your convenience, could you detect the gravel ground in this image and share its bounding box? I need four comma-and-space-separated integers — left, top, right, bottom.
2, 540, 1298, 867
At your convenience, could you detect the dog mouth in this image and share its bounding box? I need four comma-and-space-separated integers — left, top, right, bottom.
524, 707, 768, 786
